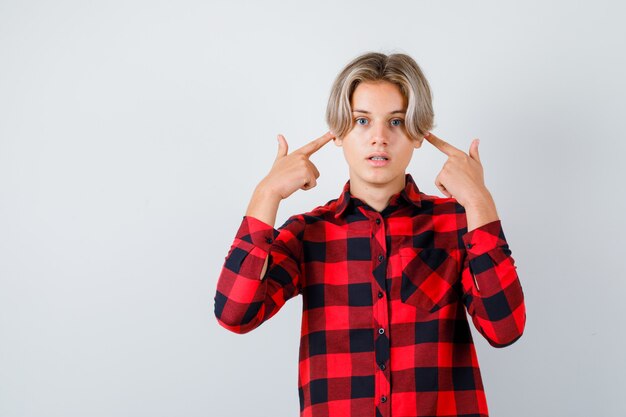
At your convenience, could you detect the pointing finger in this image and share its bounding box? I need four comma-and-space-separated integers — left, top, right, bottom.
423, 132, 462, 156
293, 131, 336, 157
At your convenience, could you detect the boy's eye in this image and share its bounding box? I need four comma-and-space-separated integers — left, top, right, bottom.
354, 117, 404, 127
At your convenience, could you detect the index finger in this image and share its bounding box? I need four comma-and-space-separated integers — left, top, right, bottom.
423, 132, 463, 156
293, 131, 335, 157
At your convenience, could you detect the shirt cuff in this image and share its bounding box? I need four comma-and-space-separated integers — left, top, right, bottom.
461, 219, 508, 258
235, 215, 281, 252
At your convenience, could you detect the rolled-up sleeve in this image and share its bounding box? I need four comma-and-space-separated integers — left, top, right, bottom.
460, 219, 526, 347
214, 214, 304, 334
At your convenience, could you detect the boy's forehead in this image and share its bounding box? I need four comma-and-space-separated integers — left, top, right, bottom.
351, 82, 407, 114
352, 108, 406, 115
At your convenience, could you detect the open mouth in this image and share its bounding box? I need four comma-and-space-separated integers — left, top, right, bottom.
367, 155, 390, 166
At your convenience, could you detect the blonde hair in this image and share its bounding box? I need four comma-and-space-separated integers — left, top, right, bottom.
325, 51, 435, 140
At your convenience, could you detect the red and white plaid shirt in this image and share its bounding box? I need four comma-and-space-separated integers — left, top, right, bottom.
214, 173, 526, 417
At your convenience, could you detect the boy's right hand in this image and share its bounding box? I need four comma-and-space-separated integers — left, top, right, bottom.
258, 131, 336, 200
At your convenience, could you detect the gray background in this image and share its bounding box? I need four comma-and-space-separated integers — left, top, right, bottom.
1, 1, 625, 416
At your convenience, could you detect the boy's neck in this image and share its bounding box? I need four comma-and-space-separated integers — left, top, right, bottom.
348, 173, 406, 213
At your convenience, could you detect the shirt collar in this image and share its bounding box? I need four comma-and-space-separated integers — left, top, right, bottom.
334, 173, 423, 218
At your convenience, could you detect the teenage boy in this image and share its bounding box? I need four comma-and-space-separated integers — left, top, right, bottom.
214, 52, 525, 417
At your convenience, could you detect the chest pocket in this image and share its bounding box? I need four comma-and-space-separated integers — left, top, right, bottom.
399, 247, 461, 313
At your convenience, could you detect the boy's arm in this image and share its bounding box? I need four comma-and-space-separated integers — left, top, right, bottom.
459, 206, 526, 347
245, 183, 283, 279
213, 131, 334, 334
420, 131, 525, 346
213, 210, 305, 335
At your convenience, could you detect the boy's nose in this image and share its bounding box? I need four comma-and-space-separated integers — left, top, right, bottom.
370, 134, 388, 146
370, 124, 390, 145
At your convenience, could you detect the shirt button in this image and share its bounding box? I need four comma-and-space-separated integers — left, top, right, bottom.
265, 237, 273, 244
379, 362, 386, 370
375, 218, 381, 225
381, 395, 387, 403
378, 328, 385, 335
378, 291, 384, 299
466, 243, 473, 248
378, 254, 384, 262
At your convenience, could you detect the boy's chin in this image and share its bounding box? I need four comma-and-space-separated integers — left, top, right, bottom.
351, 169, 405, 185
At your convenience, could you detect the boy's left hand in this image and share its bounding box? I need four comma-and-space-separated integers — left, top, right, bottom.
423, 132, 493, 208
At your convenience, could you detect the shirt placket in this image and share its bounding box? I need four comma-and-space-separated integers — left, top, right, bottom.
366, 208, 391, 417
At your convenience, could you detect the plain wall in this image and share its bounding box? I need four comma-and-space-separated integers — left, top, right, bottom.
1, 1, 625, 416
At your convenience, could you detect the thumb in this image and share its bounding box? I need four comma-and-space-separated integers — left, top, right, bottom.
276, 134, 288, 159
469, 138, 481, 163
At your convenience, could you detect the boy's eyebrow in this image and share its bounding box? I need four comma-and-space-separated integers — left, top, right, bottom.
352, 109, 406, 114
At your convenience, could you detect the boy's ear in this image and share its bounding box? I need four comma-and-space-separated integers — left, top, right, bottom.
414, 136, 425, 149
333, 137, 343, 147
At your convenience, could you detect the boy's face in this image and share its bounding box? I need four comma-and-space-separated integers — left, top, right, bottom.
334, 80, 424, 193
